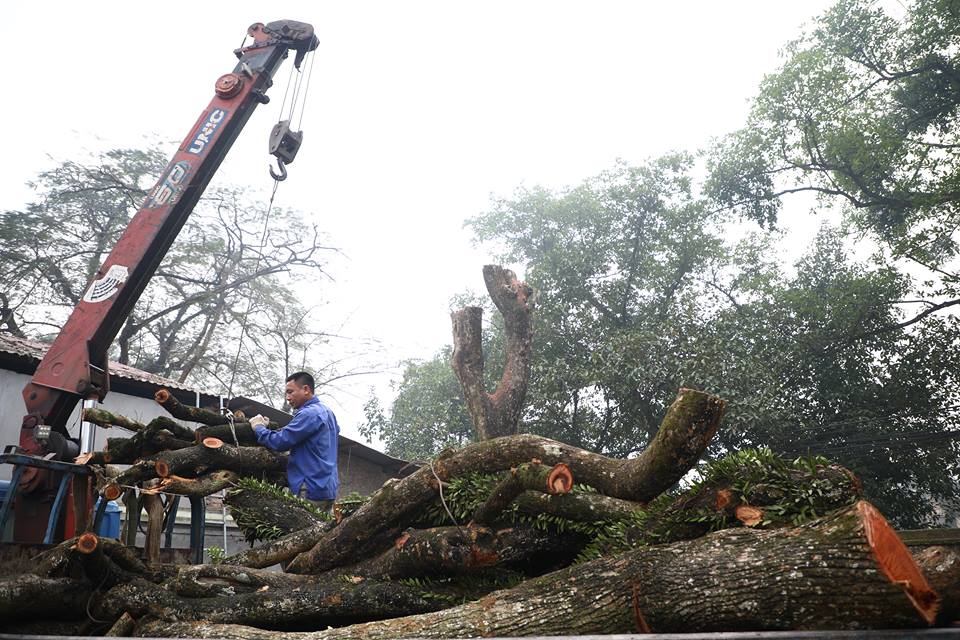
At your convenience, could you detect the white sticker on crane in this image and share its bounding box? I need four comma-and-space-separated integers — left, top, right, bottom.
82, 265, 130, 303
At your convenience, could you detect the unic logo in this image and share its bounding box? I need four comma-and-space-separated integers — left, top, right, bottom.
147, 160, 191, 208
187, 108, 228, 155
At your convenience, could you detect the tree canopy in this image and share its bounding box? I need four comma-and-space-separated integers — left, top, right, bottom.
366, 149, 960, 527
0, 147, 370, 405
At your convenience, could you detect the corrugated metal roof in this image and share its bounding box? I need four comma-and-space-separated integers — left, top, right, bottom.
0, 332, 201, 393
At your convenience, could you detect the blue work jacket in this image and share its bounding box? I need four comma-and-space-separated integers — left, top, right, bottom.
254, 396, 340, 500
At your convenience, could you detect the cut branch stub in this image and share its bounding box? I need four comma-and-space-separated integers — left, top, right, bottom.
451, 265, 533, 441
155, 388, 229, 426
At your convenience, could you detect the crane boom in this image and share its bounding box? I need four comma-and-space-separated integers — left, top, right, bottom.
20, 20, 318, 457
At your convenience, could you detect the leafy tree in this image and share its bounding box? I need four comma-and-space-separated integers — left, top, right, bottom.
370, 154, 960, 527
0, 147, 359, 404
706, 0, 960, 304
360, 350, 474, 461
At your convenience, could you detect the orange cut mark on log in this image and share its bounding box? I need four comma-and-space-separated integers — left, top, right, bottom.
632, 582, 652, 633
715, 489, 733, 510
394, 532, 411, 549
154, 389, 171, 404
735, 505, 763, 527
155, 459, 171, 478
858, 500, 940, 625
102, 483, 122, 501
77, 532, 99, 554
202, 437, 224, 449
547, 463, 574, 494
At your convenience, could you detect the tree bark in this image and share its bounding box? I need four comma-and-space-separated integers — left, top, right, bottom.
0, 575, 92, 624
155, 388, 229, 425
141, 471, 239, 498
289, 389, 722, 574
328, 524, 583, 581
914, 545, 960, 625
98, 576, 445, 629
135, 501, 939, 639
451, 265, 533, 440
83, 407, 145, 432
513, 490, 645, 522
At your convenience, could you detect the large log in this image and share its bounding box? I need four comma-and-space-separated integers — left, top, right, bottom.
451, 265, 533, 440
172, 564, 318, 597
155, 389, 229, 425
288, 389, 723, 574
196, 421, 280, 444
0, 575, 93, 625
135, 501, 939, 639
98, 575, 445, 629
222, 521, 334, 569
328, 524, 583, 581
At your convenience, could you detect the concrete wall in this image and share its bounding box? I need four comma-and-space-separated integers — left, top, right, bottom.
0, 369, 176, 482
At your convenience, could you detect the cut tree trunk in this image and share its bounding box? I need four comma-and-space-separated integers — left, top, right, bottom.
451, 265, 533, 440
0, 575, 92, 624
136, 501, 939, 639
288, 389, 723, 574
141, 471, 239, 498
471, 462, 573, 525
97, 575, 445, 629
328, 524, 584, 581
155, 389, 229, 426
154, 438, 287, 479
142, 484, 165, 565
196, 421, 280, 444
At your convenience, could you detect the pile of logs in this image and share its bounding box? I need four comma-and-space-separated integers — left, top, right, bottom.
2, 266, 957, 636
1, 386, 957, 637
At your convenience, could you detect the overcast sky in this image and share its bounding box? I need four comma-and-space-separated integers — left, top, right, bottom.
3, 1, 837, 445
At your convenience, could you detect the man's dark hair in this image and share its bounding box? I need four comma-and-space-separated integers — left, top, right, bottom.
286, 371, 315, 393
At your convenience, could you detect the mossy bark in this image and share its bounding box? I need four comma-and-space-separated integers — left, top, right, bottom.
98, 576, 444, 629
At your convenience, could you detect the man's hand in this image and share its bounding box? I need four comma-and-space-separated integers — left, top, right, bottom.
249, 414, 270, 429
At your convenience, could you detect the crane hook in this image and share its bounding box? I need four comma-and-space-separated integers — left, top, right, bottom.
269, 158, 288, 182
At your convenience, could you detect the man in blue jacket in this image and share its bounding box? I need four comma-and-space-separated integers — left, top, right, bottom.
250, 371, 339, 511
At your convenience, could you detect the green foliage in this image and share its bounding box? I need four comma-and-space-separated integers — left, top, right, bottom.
706, 0, 960, 265
397, 571, 525, 605
360, 350, 476, 460
206, 547, 227, 564
412, 471, 610, 541
576, 448, 861, 562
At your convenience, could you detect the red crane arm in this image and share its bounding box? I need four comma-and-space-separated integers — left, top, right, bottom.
21, 20, 318, 444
